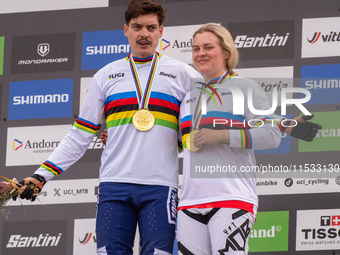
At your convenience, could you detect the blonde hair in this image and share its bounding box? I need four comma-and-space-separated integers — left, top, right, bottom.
193, 23, 239, 74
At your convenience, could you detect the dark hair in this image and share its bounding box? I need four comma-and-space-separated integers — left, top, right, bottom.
125, 0, 168, 26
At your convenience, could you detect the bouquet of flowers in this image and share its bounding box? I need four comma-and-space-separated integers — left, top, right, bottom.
0, 176, 40, 210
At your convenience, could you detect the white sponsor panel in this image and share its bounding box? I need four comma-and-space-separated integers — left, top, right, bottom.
235, 66, 294, 79
255, 177, 338, 195
0, 0, 108, 14
80, 77, 92, 112
180, 174, 338, 196
73, 219, 97, 255
296, 209, 340, 250
74, 218, 140, 255
234, 66, 294, 106
302, 17, 340, 58
156, 24, 205, 64
6, 125, 71, 166
8, 178, 99, 206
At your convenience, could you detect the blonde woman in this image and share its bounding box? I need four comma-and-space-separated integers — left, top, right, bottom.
176, 23, 280, 255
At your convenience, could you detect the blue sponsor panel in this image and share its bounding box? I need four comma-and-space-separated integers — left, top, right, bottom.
255, 114, 292, 154
301, 64, 340, 105
81, 30, 130, 70
8, 79, 73, 120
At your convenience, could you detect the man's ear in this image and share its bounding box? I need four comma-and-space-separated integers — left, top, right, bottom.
124, 24, 129, 37
159, 25, 163, 37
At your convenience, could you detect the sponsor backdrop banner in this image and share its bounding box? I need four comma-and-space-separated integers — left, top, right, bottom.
228, 20, 294, 61
8, 178, 99, 206
296, 209, 340, 251
73, 219, 97, 255
299, 111, 340, 153
1, 220, 67, 255
81, 30, 130, 70
0, 36, 4, 75
156, 24, 204, 64
0, 0, 109, 14
8, 79, 74, 120
73, 218, 140, 255
6, 176, 334, 207
235, 66, 294, 106
255, 114, 292, 155
79, 77, 92, 111
255, 177, 338, 196
249, 211, 289, 252
0, 1, 340, 254
0, 82, 2, 114
301, 17, 340, 58
301, 64, 340, 105
6, 125, 71, 166
11, 33, 75, 74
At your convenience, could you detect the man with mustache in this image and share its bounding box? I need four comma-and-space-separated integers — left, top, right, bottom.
17, 1, 201, 254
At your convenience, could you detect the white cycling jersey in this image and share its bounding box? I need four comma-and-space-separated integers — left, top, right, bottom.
179, 75, 281, 209
35, 54, 201, 189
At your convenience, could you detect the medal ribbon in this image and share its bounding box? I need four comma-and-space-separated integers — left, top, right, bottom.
128, 53, 159, 109
192, 70, 234, 130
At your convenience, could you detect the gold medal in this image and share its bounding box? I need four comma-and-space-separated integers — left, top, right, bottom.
128, 53, 159, 132
186, 129, 201, 151
132, 109, 155, 131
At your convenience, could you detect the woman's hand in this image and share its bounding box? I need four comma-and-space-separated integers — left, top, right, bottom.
100, 129, 108, 146
194, 128, 230, 148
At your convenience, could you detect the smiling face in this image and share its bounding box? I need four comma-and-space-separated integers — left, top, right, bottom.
124, 13, 163, 59
192, 31, 229, 81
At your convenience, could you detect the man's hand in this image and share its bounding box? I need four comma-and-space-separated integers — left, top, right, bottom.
282, 115, 322, 142
13, 174, 46, 202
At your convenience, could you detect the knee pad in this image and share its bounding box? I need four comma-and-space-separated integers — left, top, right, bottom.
142, 232, 175, 255
96, 246, 107, 255
153, 248, 172, 255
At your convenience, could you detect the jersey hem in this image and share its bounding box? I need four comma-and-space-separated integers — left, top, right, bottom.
98, 178, 178, 190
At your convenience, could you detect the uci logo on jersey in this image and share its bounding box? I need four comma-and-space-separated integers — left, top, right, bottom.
109, 73, 124, 80
185, 97, 196, 104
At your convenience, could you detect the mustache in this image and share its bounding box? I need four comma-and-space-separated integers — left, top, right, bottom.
137, 39, 151, 44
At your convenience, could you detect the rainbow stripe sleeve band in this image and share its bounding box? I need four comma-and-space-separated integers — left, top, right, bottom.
74, 117, 102, 135
41, 160, 63, 176
240, 129, 253, 149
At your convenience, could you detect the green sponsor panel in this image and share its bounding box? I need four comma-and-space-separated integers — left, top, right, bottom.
299, 111, 340, 152
249, 211, 289, 252
0, 36, 4, 75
